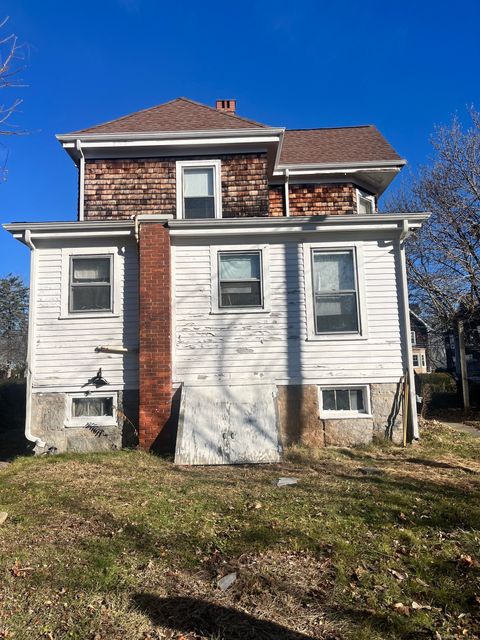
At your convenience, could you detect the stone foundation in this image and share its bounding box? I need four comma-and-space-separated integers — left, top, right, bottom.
29, 382, 403, 454
277, 382, 403, 447
30, 390, 138, 454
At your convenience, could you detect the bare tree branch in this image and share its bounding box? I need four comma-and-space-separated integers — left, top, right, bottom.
383, 107, 480, 332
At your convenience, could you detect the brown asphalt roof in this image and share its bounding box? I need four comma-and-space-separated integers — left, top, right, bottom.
70, 97, 269, 134
66, 97, 403, 165
279, 127, 403, 165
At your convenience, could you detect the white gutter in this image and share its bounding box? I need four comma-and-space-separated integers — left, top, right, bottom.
273, 159, 406, 174
23, 230, 46, 450
399, 219, 419, 440
284, 169, 290, 216
62, 136, 281, 151
56, 127, 285, 143
75, 139, 85, 221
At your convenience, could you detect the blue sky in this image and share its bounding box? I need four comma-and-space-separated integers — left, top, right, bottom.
0, 0, 479, 280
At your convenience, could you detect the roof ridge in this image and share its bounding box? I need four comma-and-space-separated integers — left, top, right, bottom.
175, 96, 268, 128
73, 97, 268, 134
286, 125, 375, 132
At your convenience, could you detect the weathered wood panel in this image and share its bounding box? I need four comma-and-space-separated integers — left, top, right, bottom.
175, 384, 281, 465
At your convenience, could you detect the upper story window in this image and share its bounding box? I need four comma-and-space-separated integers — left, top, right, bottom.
69, 255, 112, 313
176, 160, 222, 219
411, 330, 416, 345
312, 249, 359, 334
357, 189, 375, 214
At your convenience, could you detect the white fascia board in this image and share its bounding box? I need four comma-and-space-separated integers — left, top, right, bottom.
167, 213, 429, 229
168, 213, 430, 237
273, 159, 406, 175
3, 220, 137, 244
62, 136, 281, 151
56, 128, 285, 144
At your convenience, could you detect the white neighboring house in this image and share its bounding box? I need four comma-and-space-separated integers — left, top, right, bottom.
4, 97, 428, 458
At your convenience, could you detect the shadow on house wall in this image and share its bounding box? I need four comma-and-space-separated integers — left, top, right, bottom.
0, 380, 32, 461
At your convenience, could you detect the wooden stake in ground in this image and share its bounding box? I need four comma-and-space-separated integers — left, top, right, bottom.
458, 320, 470, 410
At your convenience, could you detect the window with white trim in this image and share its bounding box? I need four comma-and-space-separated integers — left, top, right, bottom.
357, 189, 375, 214
412, 354, 419, 367
69, 255, 113, 313
319, 386, 370, 417
411, 330, 416, 345
312, 249, 359, 334
66, 393, 117, 427
176, 160, 221, 219
218, 251, 263, 308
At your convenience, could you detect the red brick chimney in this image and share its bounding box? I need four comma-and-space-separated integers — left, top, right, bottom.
215, 99, 236, 115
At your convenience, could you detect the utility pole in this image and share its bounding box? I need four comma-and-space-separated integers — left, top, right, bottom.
458, 320, 470, 410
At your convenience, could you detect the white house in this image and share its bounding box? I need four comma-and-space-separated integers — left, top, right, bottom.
4, 97, 428, 461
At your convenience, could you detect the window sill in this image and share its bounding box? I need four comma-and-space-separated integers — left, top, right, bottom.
306, 333, 368, 342
58, 313, 120, 320
210, 308, 271, 315
320, 413, 373, 420
64, 421, 118, 429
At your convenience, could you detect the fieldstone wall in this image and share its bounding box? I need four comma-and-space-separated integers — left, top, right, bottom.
277, 382, 403, 448
83, 153, 269, 220
30, 390, 138, 454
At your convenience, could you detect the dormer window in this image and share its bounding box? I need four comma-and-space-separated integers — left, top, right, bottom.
176, 160, 222, 219
357, 189, 375, 214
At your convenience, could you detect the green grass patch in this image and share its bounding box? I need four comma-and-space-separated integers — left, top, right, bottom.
0, 421, 479, 639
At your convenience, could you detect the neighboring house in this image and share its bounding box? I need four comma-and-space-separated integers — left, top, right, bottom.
445, 307, 480, 382
410, 309, 429, 373
4, 97, 428, 460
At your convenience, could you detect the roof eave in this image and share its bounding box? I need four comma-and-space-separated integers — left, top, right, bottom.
56, 127, 285, 143
274, 159, 406, 173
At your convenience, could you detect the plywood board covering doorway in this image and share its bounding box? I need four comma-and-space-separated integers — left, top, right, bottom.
174, 384, 281, 465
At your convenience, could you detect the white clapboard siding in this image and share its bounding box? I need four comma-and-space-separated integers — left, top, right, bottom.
172, 233, 406, 386
32, 237, 139, 390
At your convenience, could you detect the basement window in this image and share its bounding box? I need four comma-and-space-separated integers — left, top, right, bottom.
69, 255, 113, 313
66, 393, 117, 427
357, 190, 375, 214
319, 386, 371, 418
176, 160, 222, 219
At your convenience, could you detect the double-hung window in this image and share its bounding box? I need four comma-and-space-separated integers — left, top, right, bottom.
177, 160, 221, 219
69, 256, 112, 313
218, 251, 263, 308
312, 249, 359, 334
357, 190, 375, 214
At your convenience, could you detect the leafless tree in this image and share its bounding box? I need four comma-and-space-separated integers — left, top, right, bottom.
0, 16, 26, 180
383, 107, 480, 332
0, 17, 25, 133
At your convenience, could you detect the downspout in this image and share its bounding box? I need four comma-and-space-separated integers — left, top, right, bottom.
76, 139, 85, 221
284, 169, 290, 216
398, 220, 419, 440
24, 230, 46, 449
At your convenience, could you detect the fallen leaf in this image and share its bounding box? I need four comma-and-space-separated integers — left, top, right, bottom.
388, 568, 406, 581
0, 512, 7, 526
392, 602, 410, 616
411, 601, 432, 611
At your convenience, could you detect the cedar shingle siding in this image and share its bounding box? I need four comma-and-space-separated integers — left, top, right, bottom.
269, 183, 357, 216
83, 153, 269, 220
